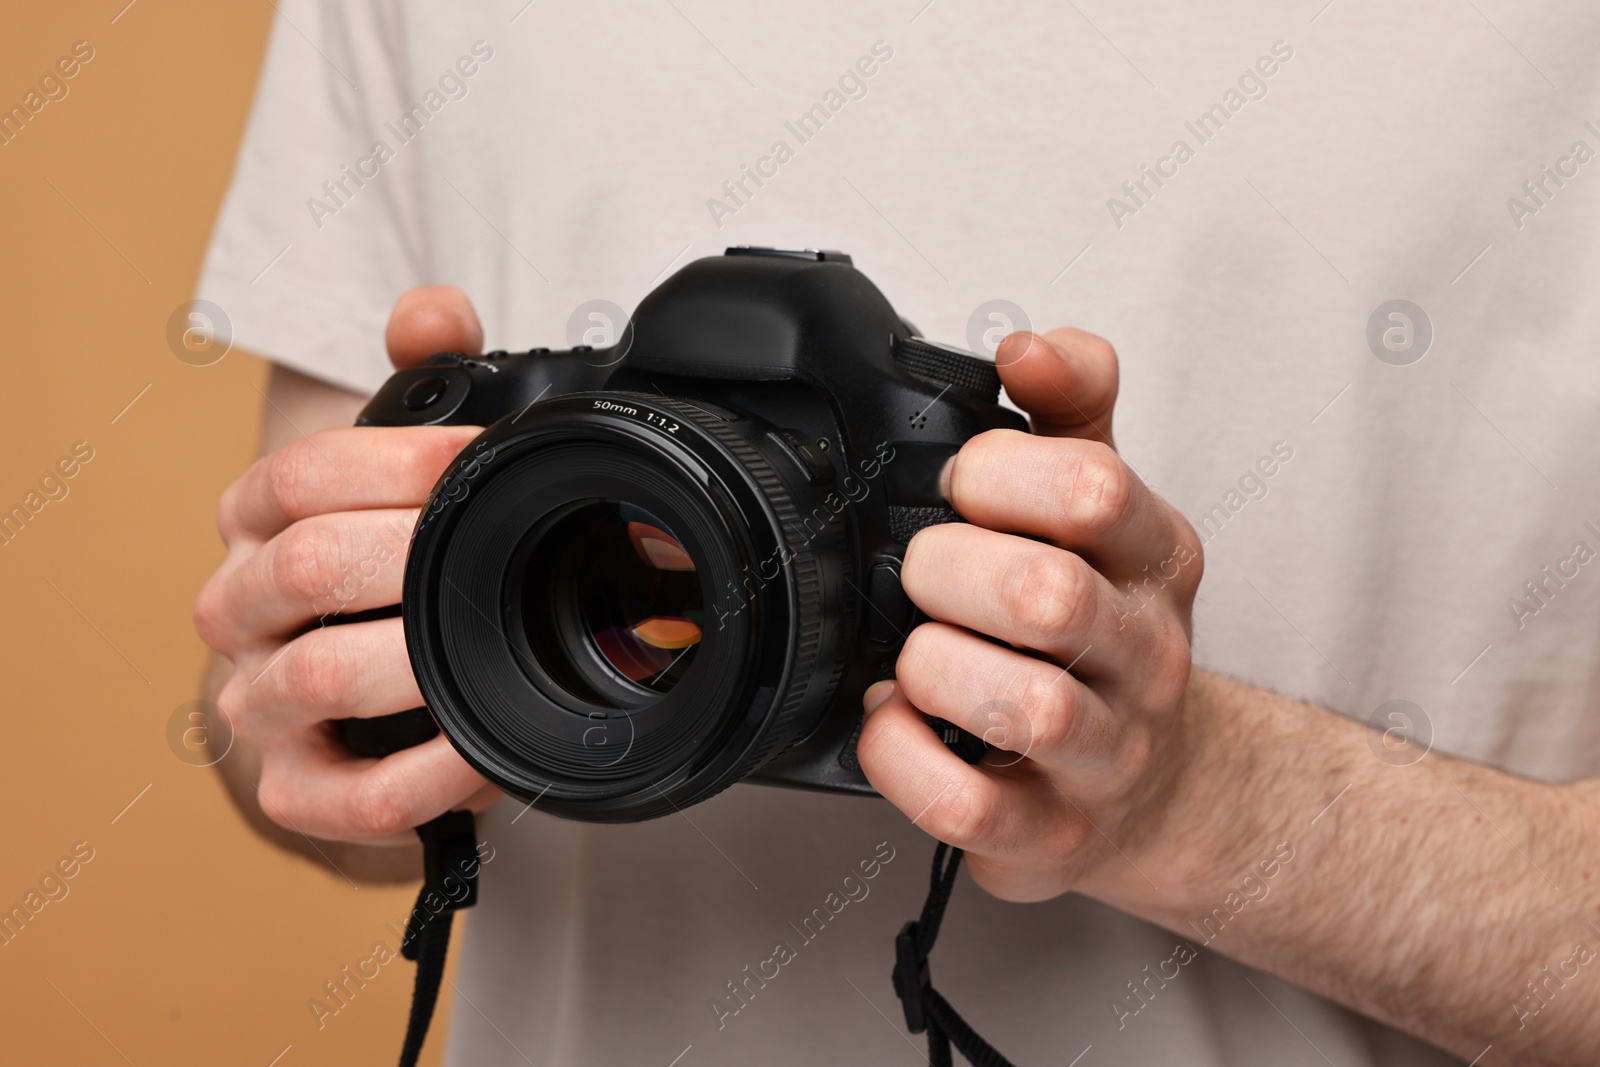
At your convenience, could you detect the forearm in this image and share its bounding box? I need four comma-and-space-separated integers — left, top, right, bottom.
1096, 670, 1600, 1066
202, 652, 422, 883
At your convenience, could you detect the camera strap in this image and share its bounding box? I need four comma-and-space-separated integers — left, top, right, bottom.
395, 809, 479, 1067
893, 843, 1017, 1067
391, 822, 1014, 1066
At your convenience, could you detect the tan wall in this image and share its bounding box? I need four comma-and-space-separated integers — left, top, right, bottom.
0, 4, 451, 1063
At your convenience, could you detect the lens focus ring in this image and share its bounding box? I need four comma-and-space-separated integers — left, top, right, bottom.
646, 396, 828, 781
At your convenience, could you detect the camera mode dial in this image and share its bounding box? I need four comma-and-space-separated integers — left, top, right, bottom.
891, 336, 1002, 403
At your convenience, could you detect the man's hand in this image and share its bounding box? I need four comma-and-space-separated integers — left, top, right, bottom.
857, 330, 1203, 903
194, 286, 499, 847
858, 329, 1600, 1065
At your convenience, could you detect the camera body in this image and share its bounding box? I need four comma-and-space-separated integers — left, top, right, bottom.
349, 248, 1025, 822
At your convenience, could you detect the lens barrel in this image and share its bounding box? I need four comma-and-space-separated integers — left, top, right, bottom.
403, 393, 831, 821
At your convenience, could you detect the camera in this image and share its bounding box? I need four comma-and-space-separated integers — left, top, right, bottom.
342, 248, 1026, 822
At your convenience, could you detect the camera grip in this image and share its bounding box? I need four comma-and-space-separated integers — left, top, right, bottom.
322, 605, 441, 758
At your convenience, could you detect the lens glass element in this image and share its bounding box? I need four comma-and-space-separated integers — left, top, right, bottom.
518, 501, 704, 700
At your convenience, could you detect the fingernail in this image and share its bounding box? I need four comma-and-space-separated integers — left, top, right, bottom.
937, 455, 955, 500
994, 331, 1031, 369
863, 680, 896, 714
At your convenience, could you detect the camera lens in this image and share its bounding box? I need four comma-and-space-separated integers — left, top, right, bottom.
402, 394, 845, 821
516, 501, 704, 701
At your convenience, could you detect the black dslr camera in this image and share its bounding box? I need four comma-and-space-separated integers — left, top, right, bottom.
345, 248, 1025, 822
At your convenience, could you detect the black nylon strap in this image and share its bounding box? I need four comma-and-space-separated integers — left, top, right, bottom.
398, 911, 454, 1067
893, 844, 1018, 1067
396, 810, 479, 1067
395, 823, 1011, 1066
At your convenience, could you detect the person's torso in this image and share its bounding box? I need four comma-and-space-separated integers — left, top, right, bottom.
281, 2, 1600, 1062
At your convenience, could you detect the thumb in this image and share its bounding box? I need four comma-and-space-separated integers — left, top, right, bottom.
384, 285, 484, 370
994, 328, 1118, 447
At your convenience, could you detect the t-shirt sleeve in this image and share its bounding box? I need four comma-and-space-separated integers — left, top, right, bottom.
195, 0, 430, 395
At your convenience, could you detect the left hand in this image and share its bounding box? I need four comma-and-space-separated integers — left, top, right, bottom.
856, 329, 1203, 904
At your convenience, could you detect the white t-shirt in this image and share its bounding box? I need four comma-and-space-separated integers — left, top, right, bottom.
198, 2, 1600, 1063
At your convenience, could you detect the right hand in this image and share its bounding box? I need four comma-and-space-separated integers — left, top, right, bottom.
194, 286, 500, 844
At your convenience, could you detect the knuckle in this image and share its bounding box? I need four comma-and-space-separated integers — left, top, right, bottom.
1079, 332, 1117, 367
1117, 728, 1155, 782
264, 440, 323, 521
1062, 443, 1133, 535
216, 676, 256, 746
1147, 623, 1193, 706
255, 772, 299, 832
928, 779, 1003, 850
1007, 551, 1092, 645
345, 773, 413, 838
1046, 812, 1096, 859
1047, 327, 1118, 368
270, 521, 347, 607
1172, 517, 1206, 591
1014, 669, 1076, 752
283, 634, 356, 714
216, 481, 247, 542
192, 578, 229, 651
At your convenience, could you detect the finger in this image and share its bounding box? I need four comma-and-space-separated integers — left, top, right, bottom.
218, 425, 480, 543
995, 328, 1118, 445
386, 285, 484, 369
258, 734, 487, 844
242, 618, 424, 737
464, 782, 503, 814
217, 509, 416, 644
895, 622, 1122, 769
902, 526, 1150, 673
941, 430, 1200, 583
856, 684, 1059, 855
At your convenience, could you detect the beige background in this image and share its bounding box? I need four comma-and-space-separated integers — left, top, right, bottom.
0, 4, 453, 1063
